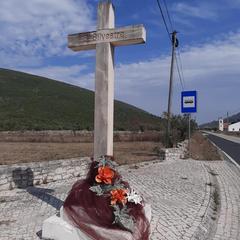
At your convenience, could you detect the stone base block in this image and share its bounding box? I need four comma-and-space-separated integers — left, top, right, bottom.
42, 215, 90, 240
42, 205, 151, 240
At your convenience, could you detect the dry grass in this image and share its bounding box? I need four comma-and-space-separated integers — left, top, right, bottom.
0, 130, 163, 143
0, 141, 160, 166
0, 142, 93, 165
113, 142, 161, 165
190, 132, 222, 160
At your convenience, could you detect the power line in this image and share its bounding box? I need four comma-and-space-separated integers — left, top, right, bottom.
156, 0, 171, 41
177, 49, 186, 84
156, 0, 187, 88
176, 49, 186, 89
175, 52, 184, 90
162, 0, 174, 31
156, 0, 185, 90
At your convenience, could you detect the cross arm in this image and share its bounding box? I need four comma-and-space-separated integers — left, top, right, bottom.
68, 24, 146, 51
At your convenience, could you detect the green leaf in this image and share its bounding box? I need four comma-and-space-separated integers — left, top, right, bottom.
89, 185, 104, 196
96, 156, 117, 170
112, 205, 135, 232
101, 182, 126, 193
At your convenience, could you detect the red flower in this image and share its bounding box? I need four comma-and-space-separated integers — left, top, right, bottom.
95, 166, 115, 184
110, 189, 127, 205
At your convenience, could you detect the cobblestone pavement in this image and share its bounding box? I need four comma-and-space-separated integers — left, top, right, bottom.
206, 161, 240, 240
0, 158, 239, 240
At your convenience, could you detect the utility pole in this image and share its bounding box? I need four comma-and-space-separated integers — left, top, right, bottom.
166, 31, 178, 147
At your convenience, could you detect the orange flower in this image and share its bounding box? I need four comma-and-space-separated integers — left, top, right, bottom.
95, 166, 115, 184
110, 189, 127, 205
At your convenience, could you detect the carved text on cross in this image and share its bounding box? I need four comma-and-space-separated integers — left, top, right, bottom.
69, 25, 146, 51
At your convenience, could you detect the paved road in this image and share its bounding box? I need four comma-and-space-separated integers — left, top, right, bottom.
206, 133, 240, 166
205, 132, 240, 144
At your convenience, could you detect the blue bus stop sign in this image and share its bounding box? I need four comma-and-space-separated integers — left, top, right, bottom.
181, 91, 197, 113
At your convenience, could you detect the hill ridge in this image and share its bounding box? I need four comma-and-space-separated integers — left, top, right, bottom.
200, 112, 240, 129
0, 68, 161, 131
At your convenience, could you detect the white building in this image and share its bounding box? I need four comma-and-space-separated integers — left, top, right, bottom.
219, 119, 224, 131
228, 122, 240, 132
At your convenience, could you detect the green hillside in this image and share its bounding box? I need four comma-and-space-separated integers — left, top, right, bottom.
0, 68, 161, 131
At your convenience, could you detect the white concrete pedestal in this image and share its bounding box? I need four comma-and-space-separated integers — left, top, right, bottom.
42, 215, 89, 240
42, 205, 151, 240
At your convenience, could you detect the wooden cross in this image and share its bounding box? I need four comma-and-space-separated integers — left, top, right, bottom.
68, 2, 146, 160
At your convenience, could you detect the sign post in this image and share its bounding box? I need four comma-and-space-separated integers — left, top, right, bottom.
181, 91, 197, 157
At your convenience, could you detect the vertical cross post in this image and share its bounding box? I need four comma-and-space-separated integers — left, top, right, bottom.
68, 2, 146, 161
94, 3, 115, 159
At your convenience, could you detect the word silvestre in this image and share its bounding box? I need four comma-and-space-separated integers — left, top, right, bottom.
80, 31, 126, 42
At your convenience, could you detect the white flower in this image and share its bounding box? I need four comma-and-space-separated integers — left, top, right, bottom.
126, 189, 142, 205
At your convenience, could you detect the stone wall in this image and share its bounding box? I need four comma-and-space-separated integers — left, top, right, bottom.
0, 139, 189, 191
159, 140, 188, 160
0, 157, 91, 191
0, 130, 162, 143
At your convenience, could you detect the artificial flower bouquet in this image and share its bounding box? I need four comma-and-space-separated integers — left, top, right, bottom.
63, 156, 150, 240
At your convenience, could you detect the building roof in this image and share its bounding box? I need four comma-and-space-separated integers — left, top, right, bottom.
229, 121, 240, 127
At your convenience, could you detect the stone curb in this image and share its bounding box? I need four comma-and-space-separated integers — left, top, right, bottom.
191, 164, 221, 240
175, 162, 212, 239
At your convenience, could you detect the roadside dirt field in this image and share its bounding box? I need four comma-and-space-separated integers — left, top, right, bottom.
190, 131, 222, 160
0, 141, 161, 165
0, 131, 221, 166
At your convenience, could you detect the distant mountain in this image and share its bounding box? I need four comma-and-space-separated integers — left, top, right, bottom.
200, 112, 240, 129
0, 68, 162, 131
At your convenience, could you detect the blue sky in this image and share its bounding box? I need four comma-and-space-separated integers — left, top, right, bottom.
0, 0, 240, 124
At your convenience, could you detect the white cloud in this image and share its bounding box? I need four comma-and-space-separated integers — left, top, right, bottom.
19, 65, 91, 87
20, 30, 240, 90
225, 0, 240, 8
179, 32, 240, 80
172, 0, 240, 27
0, 0, 95, 67
114, 31, 240, 89
17, 30, 240, 123
173, 2, 218, 20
